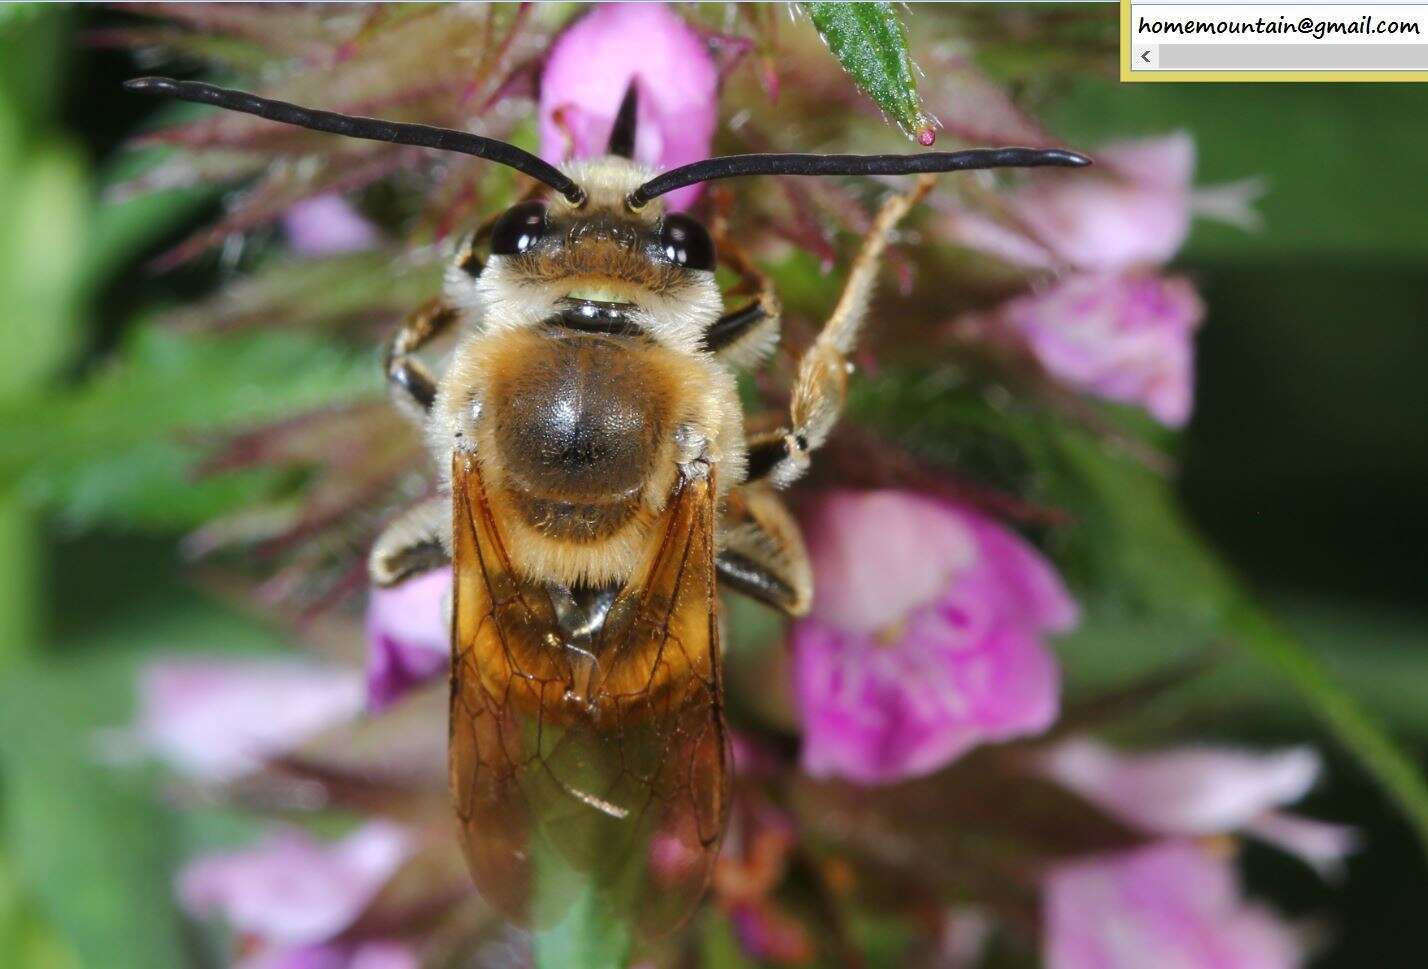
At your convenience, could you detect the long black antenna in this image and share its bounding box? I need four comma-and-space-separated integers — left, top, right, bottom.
627, 147, 1091, 208
125, 76, 586, 205
606, 81, 639, 160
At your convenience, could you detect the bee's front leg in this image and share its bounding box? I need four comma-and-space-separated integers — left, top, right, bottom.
385, 299, 463, 423
743, 175, 935, 488
369, 495, 449, 587
703, 216, 782, 368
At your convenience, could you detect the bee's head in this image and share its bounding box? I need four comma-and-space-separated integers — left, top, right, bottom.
469, 157, 721, 353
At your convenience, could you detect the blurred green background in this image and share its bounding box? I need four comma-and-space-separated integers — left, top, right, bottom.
1, 5, 1425, 967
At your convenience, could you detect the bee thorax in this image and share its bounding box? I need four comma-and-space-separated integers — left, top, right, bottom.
492, 334, 668, 502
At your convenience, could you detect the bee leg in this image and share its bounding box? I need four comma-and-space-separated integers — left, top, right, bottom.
385, 299, 462, 423
703, 217, 782, 368
369, 496, 450, 587
717, 483, 812, 616
742, 175, 935, 487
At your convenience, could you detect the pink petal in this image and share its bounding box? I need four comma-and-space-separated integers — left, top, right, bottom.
1098, 132, 1196, 191
794, 491, 1075, 783
1045, 842, 1302, 969
1244, 812, 1360, 881
996, 273, 1203, 427
793, 614, 1060, 784
283, 194, 380, 256
802, 490, 977, 636
539, 3, 719, 211
1039, 738, 1322, 837
966, 513, 1080, 633
348, 942, 421, 969
133, 657, 363, 783
1010, 180, 1190, 272
237, 942, 417, 969
178, 822, 411, 946
365, 568, 452, 712
941, 208, 1059, 271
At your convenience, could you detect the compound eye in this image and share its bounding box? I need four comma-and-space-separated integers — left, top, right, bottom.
489, 201, 547, 256
659, 213, 715, 271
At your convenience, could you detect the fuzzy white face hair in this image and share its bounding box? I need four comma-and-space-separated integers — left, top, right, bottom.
442, 158, 724, 358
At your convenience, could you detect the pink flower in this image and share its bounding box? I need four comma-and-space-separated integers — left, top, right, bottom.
283, 194, 380, 255
1045, 842, 1302, 969
1041, 739, 1358, 878
179, 822, 414, 969
727, 902, 817, 966
945, 133, 1260, 272
239, 941, 418, 969
130, 657, 364, 783
792, 490, 1077, 784
1040, 739, 1320, 836
994, 273, 1204, 426
365, 568, 451, 712
540, 3, 719, 211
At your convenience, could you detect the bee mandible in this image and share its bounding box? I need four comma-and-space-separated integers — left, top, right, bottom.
127, 75, 1087, 934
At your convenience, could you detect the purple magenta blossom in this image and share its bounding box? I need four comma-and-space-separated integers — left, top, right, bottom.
540, 2, 719, 211
365, 568, 452, 712
179, 822, 411, 960
239, 942, 418, 969
1039, 739, 1357, 878
283, 194, 380, 256
945, 133, 1260, 272
792, 490, 1077, 784
993, 272, 1204, 426
1045, 842, 1302, 969
1040, 739, 1321, 837
1244, 812, 1360, 881
130, 657, 364, 783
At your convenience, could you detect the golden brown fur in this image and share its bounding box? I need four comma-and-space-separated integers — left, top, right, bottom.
433, 305, 744, 588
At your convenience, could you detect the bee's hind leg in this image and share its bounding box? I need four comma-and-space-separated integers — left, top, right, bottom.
717, 483, 811, 617
742, 175, 934, 488
369, 496, 449, 587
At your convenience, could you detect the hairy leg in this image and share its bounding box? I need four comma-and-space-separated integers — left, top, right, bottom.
743, 175, 934, 486
369, 496, 449, 587
703, 213, 783, 368
716, 482, 812, 616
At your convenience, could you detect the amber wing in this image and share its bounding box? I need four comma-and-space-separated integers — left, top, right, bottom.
449, 451, 728, 936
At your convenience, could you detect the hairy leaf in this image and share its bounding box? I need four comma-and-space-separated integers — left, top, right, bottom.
803, 2, 936, 144
0, 328, 376, 530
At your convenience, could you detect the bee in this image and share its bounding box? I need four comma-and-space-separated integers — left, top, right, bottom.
128, 76, 1087, 933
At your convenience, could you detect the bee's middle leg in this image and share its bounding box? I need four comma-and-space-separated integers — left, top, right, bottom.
369, 495, 449, 587
743, 175, 934, 487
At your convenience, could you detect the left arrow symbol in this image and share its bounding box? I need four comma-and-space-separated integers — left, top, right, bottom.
1140, 49, 1150, 63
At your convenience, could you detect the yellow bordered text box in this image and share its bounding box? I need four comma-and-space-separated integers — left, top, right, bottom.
1121, 0, 1428, 82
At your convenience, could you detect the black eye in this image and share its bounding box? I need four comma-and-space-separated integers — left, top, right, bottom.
489, 201, 547, 256
659, 214, 715, 270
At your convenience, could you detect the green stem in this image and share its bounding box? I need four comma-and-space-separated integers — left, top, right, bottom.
531, 839, 631, 969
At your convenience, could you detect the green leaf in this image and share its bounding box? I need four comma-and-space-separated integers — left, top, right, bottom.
0, 659, 189, 969
0, 856, 81, 969
802, 2, 936, 144
0, 327, 376, 530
